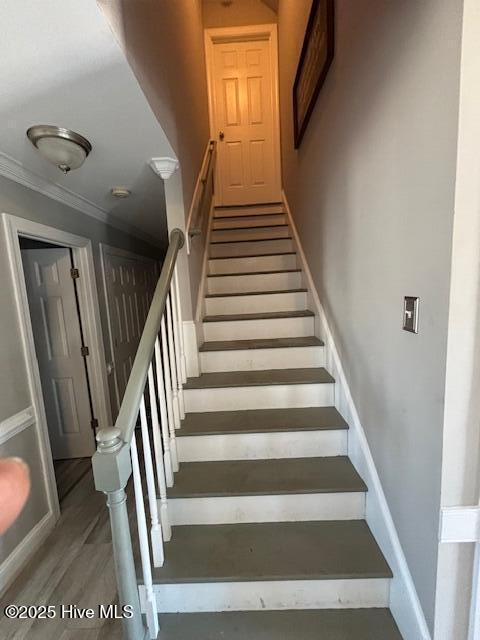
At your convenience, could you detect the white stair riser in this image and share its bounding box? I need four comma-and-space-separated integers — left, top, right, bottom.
209, 253, 297, 275
205, 291, 307, 316
167, 493, 365, 525
200, 345, 325, 372
210, 238, 293, 258
207, 271, 302, 294
214, 205, 284, 218
213, 214, 287, 229
211, 226, 290, 243
184, 383, 334, 412
177, 430, 347, 461
175, 428, 348, 462
203, 316, 314, 341
145, 579, 390, 613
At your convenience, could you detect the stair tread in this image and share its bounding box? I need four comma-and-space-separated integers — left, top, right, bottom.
179, 406, 348, 436
151, 520, 392, 583
184, 367, 334, 390
199, 336, 323, 352
204, 309, 314, 322
168, 456, 366, 498
210, 251, 296, 260
159, 610, 403, 639
208, 268, 301, 277
211, 236, 292, 244
206, 288, 307, 298
213, 223, 288, 231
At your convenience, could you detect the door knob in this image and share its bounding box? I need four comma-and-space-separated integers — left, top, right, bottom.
219, 131, 225, 141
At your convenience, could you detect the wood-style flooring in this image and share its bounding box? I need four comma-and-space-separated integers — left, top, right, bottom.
0, 462, 127, 639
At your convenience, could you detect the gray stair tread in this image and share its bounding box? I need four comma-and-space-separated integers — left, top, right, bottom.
179, 406, 348, 436
208, 268, 301, 277
206, 288, 307, 298
151, 520, 392, 583
168, 456, 367, 498
213, 223, 289, 231
211, 236, 292, 244
199, 336, 323, 352
204, 309, 314, 322
159, 610, 403, 639
210, 251, 296, 260
184, 368, 334, 390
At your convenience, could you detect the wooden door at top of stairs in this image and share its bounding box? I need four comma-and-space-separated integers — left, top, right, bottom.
209, 35, 282, 206
22, 247, 95, 460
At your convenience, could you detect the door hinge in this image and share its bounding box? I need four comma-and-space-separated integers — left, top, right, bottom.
81, 346, 90, 357
90, 418, 99, 430
70, 268, 80, 279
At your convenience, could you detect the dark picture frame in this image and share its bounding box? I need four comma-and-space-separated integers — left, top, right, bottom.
293, 0, 335, 148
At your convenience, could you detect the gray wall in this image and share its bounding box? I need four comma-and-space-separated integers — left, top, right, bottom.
98, 0, 211, 217
0, 175, 164, 570
277, 0, 462, 629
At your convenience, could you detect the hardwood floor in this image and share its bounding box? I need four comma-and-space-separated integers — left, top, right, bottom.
54, 458, 92, 502
0, 463, 129, 639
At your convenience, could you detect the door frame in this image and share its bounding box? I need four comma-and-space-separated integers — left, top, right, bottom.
204, 23, 282, 206
2, 213, 112, 520
99, 243, 157, 417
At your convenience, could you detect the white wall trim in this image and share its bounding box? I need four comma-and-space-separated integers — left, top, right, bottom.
0, 150, 158, 246
439, 507, 480, 543
2, 213, 113, 528
0, 406, 35, 446
282, 190, 430, 640
0, 512, 55, 595
149, 157, 179, 180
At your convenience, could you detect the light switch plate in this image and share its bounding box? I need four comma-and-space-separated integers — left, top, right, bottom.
403, 296, 419, 333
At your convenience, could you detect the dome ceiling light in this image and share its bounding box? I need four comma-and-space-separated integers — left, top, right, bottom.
26, 125, 92, 174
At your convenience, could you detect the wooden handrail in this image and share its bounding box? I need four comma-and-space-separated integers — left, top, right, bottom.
188, 140, 216, 238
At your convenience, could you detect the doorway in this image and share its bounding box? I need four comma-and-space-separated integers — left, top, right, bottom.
3, 214, 111, 519
20, 238, 96, 462
205, 24, 282, 206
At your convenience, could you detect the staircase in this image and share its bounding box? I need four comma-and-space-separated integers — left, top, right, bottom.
145, 203, 403, 638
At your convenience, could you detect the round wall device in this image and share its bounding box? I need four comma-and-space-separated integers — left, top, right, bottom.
111, 187, 131, 199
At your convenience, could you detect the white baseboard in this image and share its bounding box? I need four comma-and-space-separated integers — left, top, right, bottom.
183, 320, 200, 378
0, 511, 55, 595
282, 190, 430, 640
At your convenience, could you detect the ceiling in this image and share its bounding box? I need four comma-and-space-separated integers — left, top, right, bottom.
0, 0, 175, 245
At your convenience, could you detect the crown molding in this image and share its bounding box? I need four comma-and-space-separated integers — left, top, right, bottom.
149, 156, 179, 180
0, 150, 110, 222
0, 151, 160, 246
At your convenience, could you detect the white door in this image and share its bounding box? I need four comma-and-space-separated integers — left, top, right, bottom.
101, 248, 157, 417
209, 35, 282, 206
22, 248, 95, 459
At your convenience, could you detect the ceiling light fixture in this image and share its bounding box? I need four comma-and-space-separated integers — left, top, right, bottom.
111, 187, 131, 199
27, 125, 92, 174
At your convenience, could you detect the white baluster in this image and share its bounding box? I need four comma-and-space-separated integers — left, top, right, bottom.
174, 265, 187, 383
161, 316, 180, 471
147, 363, 172, 542
139, 396, 164, 567
170, 283, 186, 419
130, 431, 159, 639
166, 293, 181, 430
154, 337, 175, 487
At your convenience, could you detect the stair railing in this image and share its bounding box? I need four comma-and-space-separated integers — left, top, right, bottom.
186, 139, 216, 240
92, 228, 186, 640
